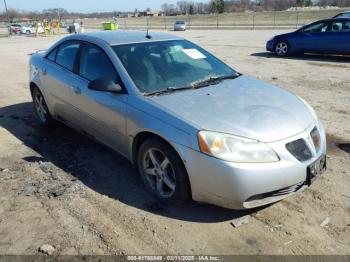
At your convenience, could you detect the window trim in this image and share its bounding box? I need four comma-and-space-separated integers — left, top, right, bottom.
45, 47, 58, 62
76, 41, 127, 93
43, 39, 128, 94
44, 40, 81, 73
302, 21, 330, 33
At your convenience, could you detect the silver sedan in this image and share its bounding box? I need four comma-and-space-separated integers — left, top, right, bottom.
29, 30, 327, 209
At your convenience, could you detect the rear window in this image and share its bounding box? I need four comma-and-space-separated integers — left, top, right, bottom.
176, 21, 185, 25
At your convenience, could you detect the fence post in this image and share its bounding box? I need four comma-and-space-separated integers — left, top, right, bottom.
252, 11, 255, 30
273, 10, 276, 29
216, 13, 219, 29
296, 7, 299, 29
232, 12, 235, 29
164, 16, 167, 30
147, 17, 149, 31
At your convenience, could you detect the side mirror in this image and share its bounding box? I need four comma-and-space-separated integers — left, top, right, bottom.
88, 77, 123, 93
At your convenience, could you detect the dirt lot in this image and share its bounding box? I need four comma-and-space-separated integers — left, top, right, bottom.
0, 30, 349, 255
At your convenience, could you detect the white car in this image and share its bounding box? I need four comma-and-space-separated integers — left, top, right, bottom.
174, 21, 186, 31
21, 24, 44, 35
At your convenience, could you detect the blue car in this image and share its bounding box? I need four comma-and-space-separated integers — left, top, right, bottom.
267, 18, 350, 56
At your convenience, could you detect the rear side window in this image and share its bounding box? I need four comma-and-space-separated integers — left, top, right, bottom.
46, 48, 58, 62
79, 43, 118, 82
56, 41, 80, 71
344, 21, 350, 30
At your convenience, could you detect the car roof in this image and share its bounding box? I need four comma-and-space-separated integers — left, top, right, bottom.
306, 18, 350, 24
75, 30, 183, 46
333, 11, 350, 17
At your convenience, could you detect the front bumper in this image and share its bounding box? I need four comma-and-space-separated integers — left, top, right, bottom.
266, 40, 275, 52
174, 26, 186, 31
176, 121, 326, 209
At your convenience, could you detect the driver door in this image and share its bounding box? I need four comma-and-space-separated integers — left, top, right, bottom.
69, 42, 129, 157
297, 21, 332, 53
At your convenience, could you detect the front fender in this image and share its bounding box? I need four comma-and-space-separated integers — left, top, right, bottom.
126, 95, 199, 163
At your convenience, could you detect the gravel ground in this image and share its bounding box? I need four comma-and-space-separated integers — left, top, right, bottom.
0, 30, 349, 255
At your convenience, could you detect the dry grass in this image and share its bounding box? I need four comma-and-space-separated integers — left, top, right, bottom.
82, 8, 348, 30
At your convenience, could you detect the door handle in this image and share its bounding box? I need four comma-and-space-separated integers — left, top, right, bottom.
42, 68, 47, 75
72, 85, 81, 95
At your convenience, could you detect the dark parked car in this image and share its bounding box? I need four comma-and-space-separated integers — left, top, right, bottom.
266, 18, 350, 56
333, 11, 350, 18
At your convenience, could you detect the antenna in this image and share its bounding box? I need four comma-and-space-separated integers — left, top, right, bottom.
146, 28, 152, 39
146, 17, 151, 39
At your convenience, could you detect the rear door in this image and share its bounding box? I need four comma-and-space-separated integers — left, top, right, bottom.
68, 42, 129, 156
40, 40, 82, 126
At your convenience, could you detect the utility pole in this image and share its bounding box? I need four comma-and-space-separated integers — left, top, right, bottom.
3, 0, 10, 36
3, 0, 10, 22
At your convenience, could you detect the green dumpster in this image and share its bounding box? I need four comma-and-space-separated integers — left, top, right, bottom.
102, 22, 117, 30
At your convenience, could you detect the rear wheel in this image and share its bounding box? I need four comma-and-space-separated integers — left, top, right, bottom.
137, 137, 191, 205
31, 87, 53, 126
26, 30, 31, 35
274, 41, 290, 57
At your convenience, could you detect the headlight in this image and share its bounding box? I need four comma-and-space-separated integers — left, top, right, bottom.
298, 96, 318, 121
198, 131, 279, 163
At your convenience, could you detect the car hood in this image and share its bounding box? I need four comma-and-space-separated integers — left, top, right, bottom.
274, 29, 301, 38
149, 76, 314, 143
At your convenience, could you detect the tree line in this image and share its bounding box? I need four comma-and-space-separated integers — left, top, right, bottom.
1, 0, 349, 22
162, 0, 350, 15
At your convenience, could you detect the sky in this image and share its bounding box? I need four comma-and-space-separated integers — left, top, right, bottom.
2, 0, 207, 13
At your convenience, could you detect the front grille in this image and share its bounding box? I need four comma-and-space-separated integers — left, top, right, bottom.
286, 139, 312, 162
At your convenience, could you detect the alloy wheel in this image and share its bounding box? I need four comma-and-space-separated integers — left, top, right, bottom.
142, 148, 176, 198
34, 92, 48, 123
275, 42, 288, 56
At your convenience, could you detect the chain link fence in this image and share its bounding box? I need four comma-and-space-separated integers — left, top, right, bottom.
0, 8, 346, 37
84, 9, 345, 30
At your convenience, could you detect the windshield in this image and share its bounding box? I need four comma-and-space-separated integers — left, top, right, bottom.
176, 21, 185, 24
112, 40, 236, 94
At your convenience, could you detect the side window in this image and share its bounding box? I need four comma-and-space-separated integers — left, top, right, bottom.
56, 41, 80, 71
79, 43, 118, 82
303, 22, 328, 33
46, 47, 58, 62
330, 21, 343, 32
343, 21, 350, 31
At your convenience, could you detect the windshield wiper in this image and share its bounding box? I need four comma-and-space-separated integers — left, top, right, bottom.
144, 73, 242, 97
144, 86, 192, 97
191, 73, 241, 89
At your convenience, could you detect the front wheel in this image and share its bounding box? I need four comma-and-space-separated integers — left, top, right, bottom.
137, 138, 191, 206
274, 41, 290, 57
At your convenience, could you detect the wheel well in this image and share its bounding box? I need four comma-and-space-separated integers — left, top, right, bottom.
274, 40, 289, 49
132, 131, 192, 197
132, 132, 168, 164
30, 82, 38, 96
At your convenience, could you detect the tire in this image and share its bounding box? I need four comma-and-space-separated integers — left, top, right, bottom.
274, 41, 290, 57
31, 87, 54, 127
26, 30, 31, 35
137, 137, 191, 205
